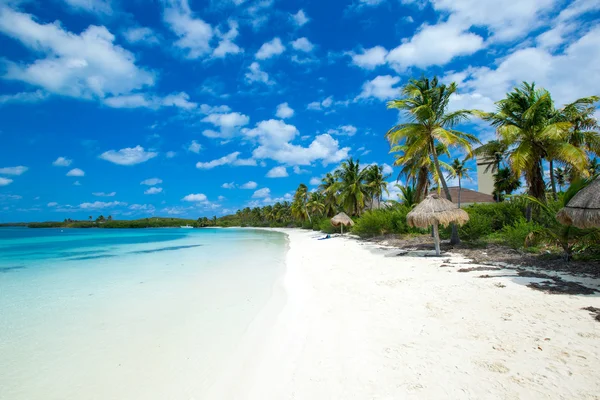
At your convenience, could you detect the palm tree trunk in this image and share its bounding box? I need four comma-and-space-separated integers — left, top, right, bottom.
433, 221, 441, 256
458, 176, 462, 208
549, 159, 557, 200
430, 140, 460, 245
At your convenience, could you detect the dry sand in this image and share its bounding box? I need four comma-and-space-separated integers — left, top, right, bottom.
211, 228, 600, 399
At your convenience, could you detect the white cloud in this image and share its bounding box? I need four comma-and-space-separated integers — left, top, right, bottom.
256, 37, 285, 60
218, 195, 226, 201
200, 104, 231, 114
351, 46, 388, 69
99, 146, 158, 166
52, 157, 72, 167
92, 192, 116, 197
293, 166, 309, 174
252, 188, 271, 198
166, 151, 177, 158
188, 140, 203, 153
240, 181, 258, 189
307, 96, 334, 111
266, 166, 288, 178
163, 0, 214, 59
245, 62, 273, 85
201, 111, 250, 138
196, 151, 256, 169
0, 177, 13, 186
182, 193, 208, 202
141, 178, 162, 186
356, 75, 401, 101
213, 20, 242, 58
79, 201, 126, 209
386, 21, 484, 71
73, 181, 82, 186
222, 182, 236, 189
291, 37, 314, 52
104, 92, 197, 110
144, 187, 163, 195
123, 27, 159, 46
309, 177, 321, 186
47, 202, 58, 207
0, 8, 154, 100
0, 90, 49, 105
327, 125, 357, 136
66, 168, 85, 177
291, 9, 309, 27
63, 0, 112, 15
275, 102, 294, 119
0, 166, 28, 175
382, 163, 394, 175
245, 119, 351, 166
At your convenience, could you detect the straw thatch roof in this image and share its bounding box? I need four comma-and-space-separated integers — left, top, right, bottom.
331, 212, 355, 227
407, 194, 470, 228
556, 177, 600, 229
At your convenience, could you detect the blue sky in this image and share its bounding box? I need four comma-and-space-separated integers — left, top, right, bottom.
0, 0, 598, 221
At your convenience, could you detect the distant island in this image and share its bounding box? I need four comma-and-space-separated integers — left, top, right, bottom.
0, 216, 225, 229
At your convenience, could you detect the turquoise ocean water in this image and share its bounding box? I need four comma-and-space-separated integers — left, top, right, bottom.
0, 227, 287, 399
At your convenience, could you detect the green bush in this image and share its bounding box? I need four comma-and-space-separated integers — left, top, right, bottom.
458, 214, 494, 242
462, 202, 524, 232
319, 218, 341, 234
351, 205, 419, 237
496, 218, 539, 249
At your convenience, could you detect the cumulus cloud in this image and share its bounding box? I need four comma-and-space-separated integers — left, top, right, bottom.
291, 37, 314, 52
123, 26, 160, 46
0, 166, 28, 175
240, 181, 258, 189
222, 182, 236, 189
47, 202, 58, 207
0, 8, 154, 100
252, 188, 271, 198
195, 151, 256, 169
144, 187, 163, 195
63, 0, 112, 15
213, 20, 242, 58
309, 177, 321, 186
0, 177, 13, 186
245, 62, 273, 85
275, 102, 294, 119
182, 193, 208, 202
104, 92, 197, 110
356, 75, 401, 101
0, 90, 49, 105
327, 125, 357, 136
351, 46, 388, 69
79, 201, 126, 210
66, 168, 85, 177
201, 111, 250, 139
141, 178, 162, 185
99, 146, 158, 166
166, 151, 177, 158
52, 157, 72, 167
245, 119, 351, 166
266, 166, 288, 178
256, 37, 285, 59
307, 96, 334, 111
163, 0, 214, 59
291, 9, 309, 26
92, 192, 116, 197
188, 140, 203, 153
293, 166, 309, 174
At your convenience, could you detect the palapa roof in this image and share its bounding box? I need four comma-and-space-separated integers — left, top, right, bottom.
556, 177, 600, 229
407, 194, 470, 228
430, 187, 495, 204
331, 212, 355, 227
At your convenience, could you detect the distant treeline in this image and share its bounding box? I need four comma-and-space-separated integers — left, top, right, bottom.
27, 217, 207, 229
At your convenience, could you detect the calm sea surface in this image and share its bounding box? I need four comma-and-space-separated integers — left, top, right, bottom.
0, 227, 287, 399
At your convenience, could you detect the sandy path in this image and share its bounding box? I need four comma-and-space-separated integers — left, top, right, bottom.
215, 229, 600, 399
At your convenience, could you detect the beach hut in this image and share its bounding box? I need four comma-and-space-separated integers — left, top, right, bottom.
556, 177, 600, 229
331, 212, 354, 234
407, 194, 470, 256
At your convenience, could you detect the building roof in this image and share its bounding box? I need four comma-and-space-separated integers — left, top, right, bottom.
430, 187, 496, 204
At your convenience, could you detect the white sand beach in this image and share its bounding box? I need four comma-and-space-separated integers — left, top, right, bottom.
213, 228, 600, 399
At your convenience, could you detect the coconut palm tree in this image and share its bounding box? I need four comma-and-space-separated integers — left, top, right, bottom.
472, 140, 508, 173
588, 158, 600, 176
318, 173, 338, 217
493, 167, 521, 201
553, 167, 567, 192
292, 184, 311, 223
446, 158, 472, 208
334, 158, 369, 216
396, 184, 418, 208
484, 82, 587, 214
306, 192, 325, 218
365, 164, 390, 208
386, 76, 479, 244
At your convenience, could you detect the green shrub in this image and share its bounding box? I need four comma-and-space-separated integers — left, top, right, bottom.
458, 214, 494, 242
319, 218, 341, 234
497, 218, 539, 249
351, 205, 419, 237
462, 202, 524, 232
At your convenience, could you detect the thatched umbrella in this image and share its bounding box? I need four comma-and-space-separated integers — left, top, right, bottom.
331, 212, 354, 234
407, 194, 470, 256
556, 177, 600, 229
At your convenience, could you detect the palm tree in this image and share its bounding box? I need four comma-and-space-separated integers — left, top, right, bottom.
553, 167, 567, 192
483, 82, 587, 216
386, 76, 479, 244
306, 192, 325, 218
292, 183, 311, 223
446, 159, 472, 208
365, 164, 389, 208
472, 140, 508, 174
589, 157, 600, 176
396, 184, 418, 208
493, 167, 522, 201
334, 158, 369, 216
318, 173, 338, 217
